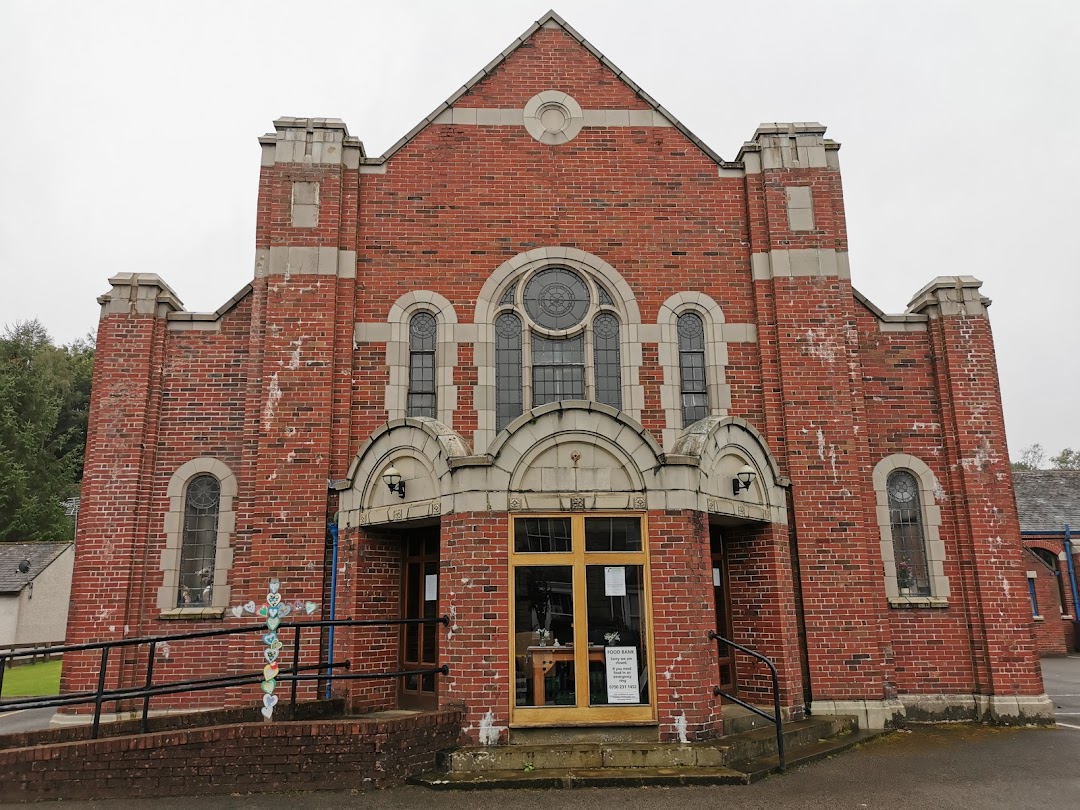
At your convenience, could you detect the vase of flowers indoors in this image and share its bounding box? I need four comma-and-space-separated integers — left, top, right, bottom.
896, 561, 915, 595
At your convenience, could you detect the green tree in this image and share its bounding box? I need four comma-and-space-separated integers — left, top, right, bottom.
0, 320, 93, 542
1050, 448, 1080, 470
1011, 443, 1045, 471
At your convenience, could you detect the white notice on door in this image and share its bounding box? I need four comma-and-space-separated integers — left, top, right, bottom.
604, 566, 626, 596
424, 573, 438, 602
605, 646, 640, 703
713, 567, 721, 587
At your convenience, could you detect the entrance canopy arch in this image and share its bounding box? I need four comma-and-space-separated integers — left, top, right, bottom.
488, 401, 659, 512
671, 416, 789, 524
339, 417, 470, 528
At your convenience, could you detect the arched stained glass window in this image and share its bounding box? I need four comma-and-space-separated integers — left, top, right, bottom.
887, 470, 931, 596
678, 312, 708, 426
178, 474, 220, 607
407, 312, 437, 418
593, 312, 622, 409
496, 312, 523, 432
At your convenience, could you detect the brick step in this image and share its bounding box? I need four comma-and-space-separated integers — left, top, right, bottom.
413, 715, 887, 789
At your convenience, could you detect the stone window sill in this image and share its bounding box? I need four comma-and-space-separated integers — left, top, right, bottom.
158, 607, 225, 620
888, 596, 949, 609
1033, 615, 1045, 622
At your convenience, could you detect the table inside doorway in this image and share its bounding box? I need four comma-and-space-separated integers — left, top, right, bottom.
526, 645, 606, 706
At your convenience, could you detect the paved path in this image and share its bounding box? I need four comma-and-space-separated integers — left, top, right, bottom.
0, 706, 54, 735
27, 723, 1080, 809
1042, 654, 1080, 730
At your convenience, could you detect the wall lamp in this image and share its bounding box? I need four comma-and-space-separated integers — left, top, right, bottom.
382, 466, 406, 499
732, 465, 756, 497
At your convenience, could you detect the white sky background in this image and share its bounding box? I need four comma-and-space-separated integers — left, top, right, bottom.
1, 0, 1076, 460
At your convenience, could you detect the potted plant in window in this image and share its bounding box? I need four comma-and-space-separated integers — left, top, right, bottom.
896, 561, 915, 595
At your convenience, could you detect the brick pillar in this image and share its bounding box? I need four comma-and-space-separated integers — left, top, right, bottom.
228, 118, 363, 697
649, 510, 723, 741
908, 278, 1051, 721
60, 275, 180, 701
740, 124, 899, 724
439, 512, 510, 744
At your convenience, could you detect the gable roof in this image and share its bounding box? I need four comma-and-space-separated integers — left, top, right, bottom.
366, 9, 735, 168
1013, 471, 1080, 533
0, 542, 72, 595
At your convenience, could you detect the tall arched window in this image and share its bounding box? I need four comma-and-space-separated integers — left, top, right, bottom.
887, 470, 931, 595
496, 312, 523, 432
677, 312, 707, 426
407, 312, 437, 418
178, 474, 220, 607
593, 312, 622, 410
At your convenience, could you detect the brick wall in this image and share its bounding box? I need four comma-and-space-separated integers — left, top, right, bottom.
64, 19, 1048, 729
1, 710, 461, 802
1023, 540, 1076, 655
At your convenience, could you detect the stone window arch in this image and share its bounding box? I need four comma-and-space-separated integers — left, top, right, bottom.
657, 292, 731, 449
385, 291, 458, 426
480, 251, 638, 438
872, 454, 949, 605
158, 458, 237, 617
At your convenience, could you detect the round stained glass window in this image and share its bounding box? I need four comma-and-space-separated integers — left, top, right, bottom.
887, 471, 918, 504
523, 267, 590, 331
186, 475, 220, 510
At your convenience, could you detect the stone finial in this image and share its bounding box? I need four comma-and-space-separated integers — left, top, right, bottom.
96, 273, 184, 318
258, 117, 366, 168
906, 276, 992, 318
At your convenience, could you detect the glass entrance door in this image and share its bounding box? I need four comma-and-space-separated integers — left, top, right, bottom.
510, 514, 654, 725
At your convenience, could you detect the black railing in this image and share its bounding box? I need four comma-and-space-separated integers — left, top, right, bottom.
709, 630, 785, 771
0, 616, 449, 739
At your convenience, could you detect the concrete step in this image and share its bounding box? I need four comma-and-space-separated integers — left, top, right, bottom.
414, 715, 884, 789
732, 729, 890, 782
412, 765, 751, 789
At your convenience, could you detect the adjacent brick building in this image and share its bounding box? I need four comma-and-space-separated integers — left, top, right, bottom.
1015, 470, 1080, 655
62, 11, 1052, 741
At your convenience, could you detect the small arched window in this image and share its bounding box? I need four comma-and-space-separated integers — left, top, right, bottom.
178, 474, 220, 608
677, 312, 708, 426
407, 312, 437, 418
887, 470, 931, 596
495, 312, 523, 432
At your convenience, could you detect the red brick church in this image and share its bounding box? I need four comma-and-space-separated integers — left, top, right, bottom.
62, 11, 1051, 741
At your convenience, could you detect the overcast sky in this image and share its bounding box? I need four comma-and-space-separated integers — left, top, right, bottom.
1, 1, 1076, 460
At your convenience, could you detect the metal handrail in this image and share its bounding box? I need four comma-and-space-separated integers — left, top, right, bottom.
709, 630, 785, 771
0, 616, 450, 738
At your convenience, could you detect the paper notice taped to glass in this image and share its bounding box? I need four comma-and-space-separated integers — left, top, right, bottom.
425, 574, 438, 601
605, 646, 640, 703
604, 566, 626, 596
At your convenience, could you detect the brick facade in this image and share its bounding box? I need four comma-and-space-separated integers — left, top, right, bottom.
62, 12, 1051, 743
